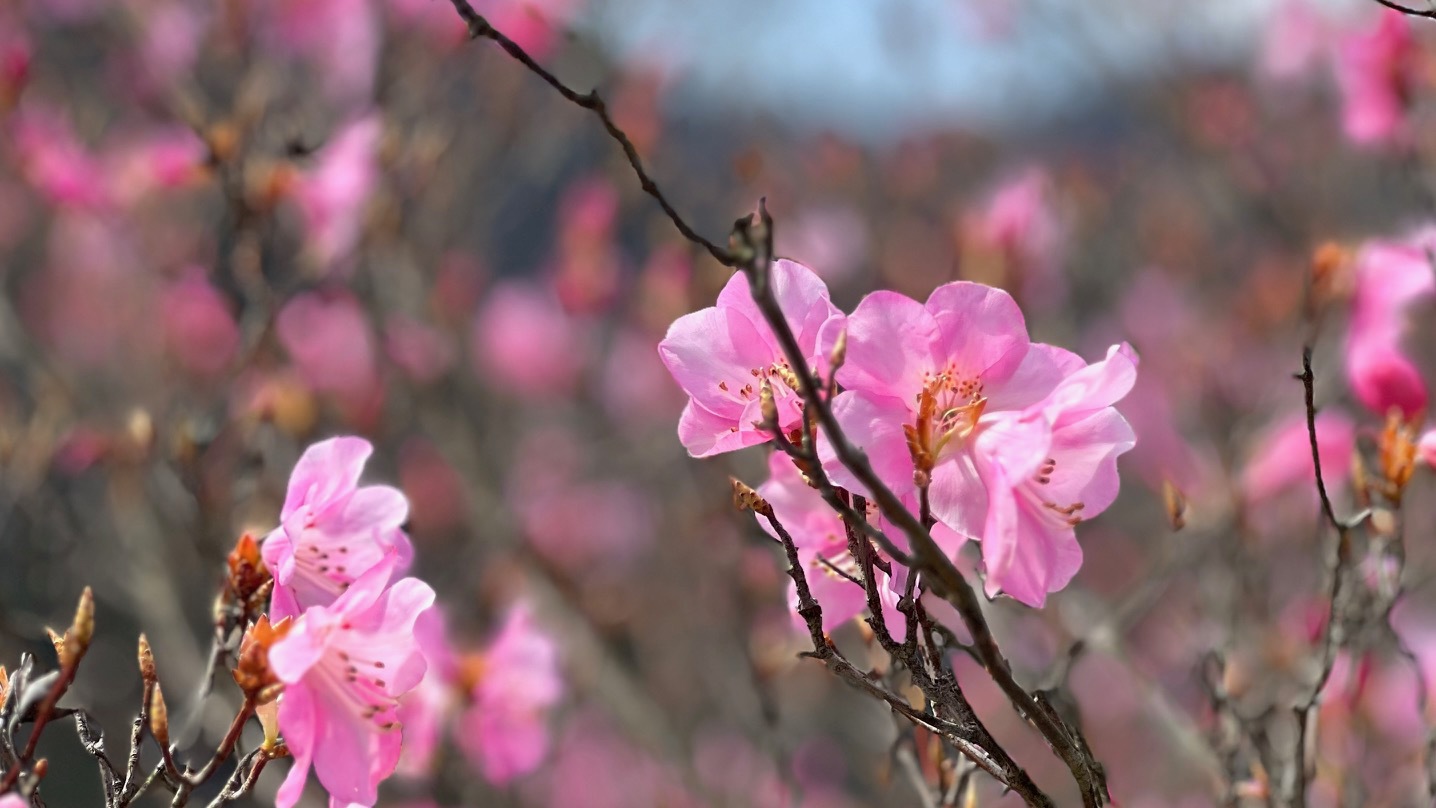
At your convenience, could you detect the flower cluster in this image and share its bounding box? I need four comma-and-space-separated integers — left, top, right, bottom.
257, 437, 435, 807
249, 437, 563, 806
660, 260, 1137, 609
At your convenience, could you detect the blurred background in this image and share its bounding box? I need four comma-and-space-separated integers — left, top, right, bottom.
3, 0, 1436, 805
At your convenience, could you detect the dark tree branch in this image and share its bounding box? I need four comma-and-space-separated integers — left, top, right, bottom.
444, 0, 733, 266
1369, 0, 1436, 19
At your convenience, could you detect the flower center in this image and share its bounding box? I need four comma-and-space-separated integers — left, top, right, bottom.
905, 368, 987, 473
1023, 457, 1084, 528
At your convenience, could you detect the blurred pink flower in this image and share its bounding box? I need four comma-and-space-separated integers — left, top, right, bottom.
518, 478, 654, 572
1241, 411, 1356, 503
261, 436, 413, 620
1259, 0, 1332, 81
470, 280, 585, 398
1334, 9, 1416, 146
384, 315, 455, 384
271, 563, 435, 808
780, 205, 869, 282
973, 343, 1138, 606
106, 126, 207, 205
964, 167, 1066, 310
277, 291, 381, 403
1418, 428, 1436, 468
541, 711, 695, 808
134, 2, 205, 87
399, 438, 469, 535
1345, 235, 1434, 418
553, 175, 623, 314
660, 259, 841, 457
291, 116, 382, 274
160, 267, 238, 376
24, 214, 154, 367
459, 603, 563, 785
599, 328, 685, 426
0, 796, 25, 808
259, 0, 379, 107
8, 104, 109, 210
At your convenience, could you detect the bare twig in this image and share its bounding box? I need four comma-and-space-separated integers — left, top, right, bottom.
1369, 0, 1436, 19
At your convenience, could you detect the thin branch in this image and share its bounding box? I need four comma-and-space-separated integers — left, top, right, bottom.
444, 0, 733, 266
1296, 347, 1342, 533
1369, 0, 1436, 19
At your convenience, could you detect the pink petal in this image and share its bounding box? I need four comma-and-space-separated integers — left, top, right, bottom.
926, 281, 1031, 386
275, 684, 318, 808
823, 391, 920, 501
835, 290, 940, 401
281, 436, 373, 519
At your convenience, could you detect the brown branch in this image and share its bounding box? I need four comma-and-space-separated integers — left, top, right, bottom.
444, 0, 733, 267
756, 505, 1053, 807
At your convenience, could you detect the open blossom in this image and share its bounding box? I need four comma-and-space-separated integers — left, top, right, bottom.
262, 437, 413, 620
821, 282, 1037, 535
659, 259, 841, 457
1333, 9, 1417, 147
458, 603, 563, 785
1345, 235, 1435, 418
270, 562, 435, 808
971, 344, 1137, 605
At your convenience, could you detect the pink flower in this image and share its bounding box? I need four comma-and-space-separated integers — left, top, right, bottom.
106, 126, 207, 205
384, 315, 454, 384
271, 563, 435, 808
8, 104, 109, 210
470, 280, 586, 398
1241, 410, 1356, 503
160, 267, 239, 377
822, 281, 1036, 536
1334, 9, 1417, 146
277, 291, 380, 404
291, 116, 381, 274
1259, 0, 1332, 81
971, 343, 1137, 606
963, 168, 1066, 310
258, 0, 379, 107
1419, 429, 1436, 469
459, 603, 563, 785
1346, 236, 1434, 418
659, 259, 841, 457
261, 436, 413, 620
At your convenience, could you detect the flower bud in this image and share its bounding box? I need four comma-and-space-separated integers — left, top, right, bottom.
730, 478, 772, 517
149, 682, 170, 750
63, 587, 94, 668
